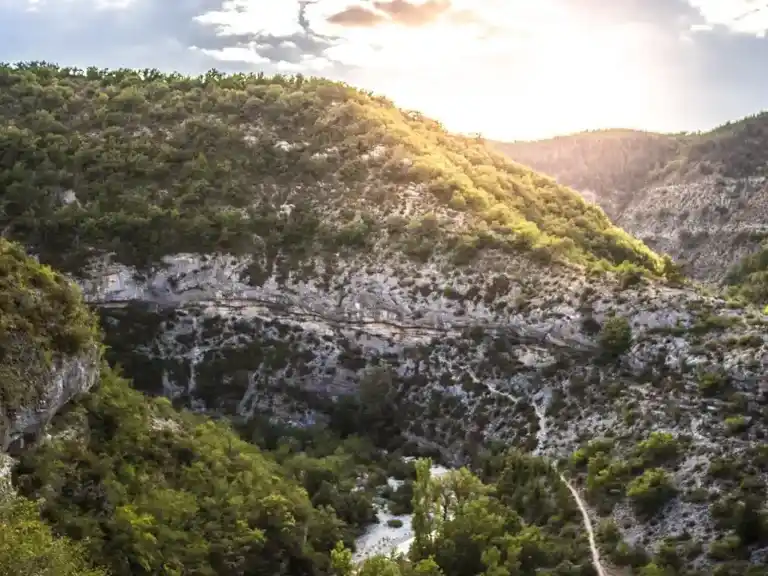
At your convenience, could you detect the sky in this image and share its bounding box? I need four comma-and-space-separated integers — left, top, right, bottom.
2, 0, 768, 140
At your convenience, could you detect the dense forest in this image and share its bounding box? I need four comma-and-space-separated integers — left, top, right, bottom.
0, 62, 669, 279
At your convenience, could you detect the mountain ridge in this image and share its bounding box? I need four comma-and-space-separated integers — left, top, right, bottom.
0, 63, 767, 576
492, 113, 768, 300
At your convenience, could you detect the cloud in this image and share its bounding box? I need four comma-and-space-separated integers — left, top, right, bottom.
565, 0, 700, 26
689, 1, 768, 36
326, 0, 453, 28
327, 4, 385, 27
372, 0, 451, 26
1, 0, 768, 140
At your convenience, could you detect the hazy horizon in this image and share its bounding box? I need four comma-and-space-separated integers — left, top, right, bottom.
3, 0, 768, 140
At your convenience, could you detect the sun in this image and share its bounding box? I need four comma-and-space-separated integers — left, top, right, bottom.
370, 24, 659, 140
312, 0, 669, 140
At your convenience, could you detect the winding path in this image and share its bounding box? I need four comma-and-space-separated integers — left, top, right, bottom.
485, 383, 609, 576
559, 473, 608, 576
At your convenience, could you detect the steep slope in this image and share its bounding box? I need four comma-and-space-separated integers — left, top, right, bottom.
1, 63, 767, 575
491, 129, 684, 215
13, 367, 370, 576
494, 115, 768, 289
0, 64, 663, 277
0, 238, 100, 451
0, 238, 104, 575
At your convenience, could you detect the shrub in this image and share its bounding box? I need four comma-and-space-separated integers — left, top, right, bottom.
599, 316, 633, 359
634, 432, 680, 465
698, 371, 728, 397
724, 416, 749, 435
627, 469, 677, 517
0, 494, 105, 576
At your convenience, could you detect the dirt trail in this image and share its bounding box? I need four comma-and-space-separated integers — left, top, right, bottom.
559, 473, 608, 576
485, 382, 609, 576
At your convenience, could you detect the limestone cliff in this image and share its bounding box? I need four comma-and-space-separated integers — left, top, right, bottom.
0, 239, 100, 452
494, 117, 768, 288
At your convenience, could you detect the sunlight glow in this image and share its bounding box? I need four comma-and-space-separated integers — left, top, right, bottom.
195, 0, 693, 140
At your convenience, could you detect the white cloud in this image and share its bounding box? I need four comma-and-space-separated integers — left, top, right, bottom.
190, 44, 270, 64
185, 0, 699, 138
275, 54, 332, 72
24, 0, 135, 8
9, 0, 768, 139
688, 0, 768, 36
194, 0, 304, 37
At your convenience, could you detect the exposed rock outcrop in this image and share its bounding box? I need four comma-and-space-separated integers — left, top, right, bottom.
0, 239, 101, 454
1, 349, 101, 453
75, 250, 768, 565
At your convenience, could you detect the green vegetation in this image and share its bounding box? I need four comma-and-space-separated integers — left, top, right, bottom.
0, 494, 105, 576
631, 432, 681, 467
346, 453, 596, 576
598, 315, 632, 359
2, 63, 767, 576
725, 243, 768, 305
12, 367, 388, 576
698, 370, 728, 397
494, 111, 768, 203
492, 129, 683, 203
0, 62, 665, 276
571, 435, 681, 516
0, 238, 98, 422
9, 365, 603, 576
495, 114, 768, 298
626, 469, 677, 518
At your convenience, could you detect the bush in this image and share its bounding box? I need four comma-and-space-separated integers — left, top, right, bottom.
389, 481, 414, 515
634, 432, 680, 465
599, 316, 633, 359
698, 371, 728, 397
0, 494, 105, 576
627, 469, 677, 517
724, 416, 749, 435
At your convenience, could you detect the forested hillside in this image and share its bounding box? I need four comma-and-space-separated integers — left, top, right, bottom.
0, 62, 665, 278
492, 129, 683, 211
494, 113, 768, 200
1, 239, 598, 576
0, 63, 767, 576
494, 115, 768, 295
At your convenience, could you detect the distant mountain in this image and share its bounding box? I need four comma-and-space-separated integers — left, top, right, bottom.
493, 116, 768, 302
1, 63, 767, 576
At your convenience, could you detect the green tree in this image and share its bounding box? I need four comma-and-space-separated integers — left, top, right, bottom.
627, 469, 677, 518
0, 495, 106, 576
599, 316, 632, 359
331, 541, 353, 576
411, 459, 436, 560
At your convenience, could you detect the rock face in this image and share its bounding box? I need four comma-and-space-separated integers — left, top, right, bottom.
0, 239, 101, 455
3, 64, 768, 571
618, 176, 768, 282
1, 350, 101, 453
493, 122, 768, 285
79, 251, 768, 564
